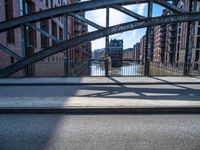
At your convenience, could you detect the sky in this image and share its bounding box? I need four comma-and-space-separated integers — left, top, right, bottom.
81, 1, 164, 51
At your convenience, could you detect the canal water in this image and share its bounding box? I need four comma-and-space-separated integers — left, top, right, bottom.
90, 61, 143, 76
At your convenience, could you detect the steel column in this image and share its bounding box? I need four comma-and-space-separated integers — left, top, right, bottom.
145, 1, 153, 76
105, 7, 110, 77
21, 0, 28, 77
64, 15, 69, 77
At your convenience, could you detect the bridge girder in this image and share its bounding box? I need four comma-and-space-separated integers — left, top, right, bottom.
153, 0, 187, 13
0, 0, 181, 32
1, 12, 200, 77
0, 44, 22, 61
111, 5, 147, 20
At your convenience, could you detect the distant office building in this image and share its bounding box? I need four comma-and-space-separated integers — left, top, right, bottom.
109, 39, 123, 67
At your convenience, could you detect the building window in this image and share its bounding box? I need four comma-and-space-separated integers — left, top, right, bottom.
176, 53, 179, 61
40, 20, 49, 49
197, 37, 200, 49
45, 0, 49, 7
10, 56, 15, 64
19, 0, 23, 16
51, 21, 57, 45
194, 63, 199, 70
177, 43, 180, 51
198, 27, 200, 35
178, 35, 180, 41
25, 1, 37, 48
5, 0, 15, 44
59, 27, 63, 40
195, 50, 200, 62
50, 0, 53, 8
25, 0, 35, 14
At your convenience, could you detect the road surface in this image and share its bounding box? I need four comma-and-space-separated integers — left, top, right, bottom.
0, 114, 200, 150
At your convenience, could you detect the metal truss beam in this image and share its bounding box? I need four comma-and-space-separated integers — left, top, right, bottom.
25, 23, 60, 44
153, 0, 187, 13
27, 16, 102, 44
69, 13, 103, 29
112, 5, 146, 20
1, 12, 200, 77
0, 44, 22, 61
0, 0, 149, 32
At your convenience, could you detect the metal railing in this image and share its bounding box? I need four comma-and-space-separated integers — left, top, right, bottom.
190, 62, 200, 76
2, 59, 200, 77
109, 60, 144, 76
150, 62, 185, 76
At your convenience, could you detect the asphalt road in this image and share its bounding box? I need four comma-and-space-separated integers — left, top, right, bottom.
0, 114, 200, 150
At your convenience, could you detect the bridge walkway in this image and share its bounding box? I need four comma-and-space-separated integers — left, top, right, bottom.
0, 77, 200, 113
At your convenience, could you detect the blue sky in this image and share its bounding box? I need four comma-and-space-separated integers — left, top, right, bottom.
82, 1, 164, 51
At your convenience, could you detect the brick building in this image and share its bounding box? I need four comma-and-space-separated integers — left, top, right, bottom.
139, 35, 146, 61
0, 0, 91, 77
165, 9, 177, 65
174, 0, 200, 71
175, 0, 190, 65
133, 42, 140, 60
191, 2, 200, 71
122, 48, 134, 60
153, 10, 167, 63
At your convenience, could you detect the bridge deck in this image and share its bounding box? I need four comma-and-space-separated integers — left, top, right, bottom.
0, 77, 200, 111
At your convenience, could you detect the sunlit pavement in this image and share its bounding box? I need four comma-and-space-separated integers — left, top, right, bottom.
0, 83, 200, 110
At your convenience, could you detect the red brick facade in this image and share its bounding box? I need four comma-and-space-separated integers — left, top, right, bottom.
0, 0, 91, 77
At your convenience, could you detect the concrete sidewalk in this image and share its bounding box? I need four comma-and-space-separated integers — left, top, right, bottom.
0, 76, 200, 85
0, 79, 200, 113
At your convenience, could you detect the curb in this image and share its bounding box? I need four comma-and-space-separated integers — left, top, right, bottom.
1, 107, 200, 114
0, 82, 200, 86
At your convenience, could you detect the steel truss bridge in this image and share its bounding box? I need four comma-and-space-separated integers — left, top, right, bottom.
0, 0, 200, 78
